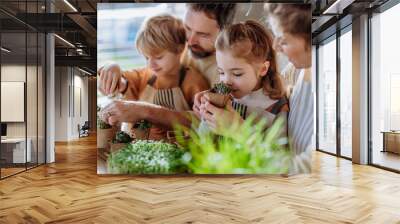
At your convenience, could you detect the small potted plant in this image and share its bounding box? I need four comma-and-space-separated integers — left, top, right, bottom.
204, 82, 232, 108
133, 120, 151, 140
97, 105, 115, 149
109, 131, 133, 153
97, 116, 114, 149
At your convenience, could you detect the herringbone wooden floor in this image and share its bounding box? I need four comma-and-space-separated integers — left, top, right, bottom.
1, 135, 400, 224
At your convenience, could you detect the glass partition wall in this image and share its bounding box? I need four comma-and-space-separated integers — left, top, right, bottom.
0, 1, 46, 179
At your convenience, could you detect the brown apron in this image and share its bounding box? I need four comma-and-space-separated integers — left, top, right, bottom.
136, 67, 190, 140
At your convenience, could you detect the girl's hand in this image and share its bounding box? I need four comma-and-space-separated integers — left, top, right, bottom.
202, 100, 244, 134
198, 95, 208, 118
193, 90, 209, 119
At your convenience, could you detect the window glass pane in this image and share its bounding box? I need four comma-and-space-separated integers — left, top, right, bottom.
340, 29, 352, 158
371, 3, 400, 171
318, 37, 337, 154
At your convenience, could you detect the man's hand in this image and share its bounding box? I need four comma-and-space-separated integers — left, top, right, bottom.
100, 100, 145, 126
100, 99, 193, 129
98, 63, 127, 96
193, 90, 209, 119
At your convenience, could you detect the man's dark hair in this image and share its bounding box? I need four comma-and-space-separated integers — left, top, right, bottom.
186, 3, 237, 29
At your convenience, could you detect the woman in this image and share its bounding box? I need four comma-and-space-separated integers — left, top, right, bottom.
265, 4, 313, 174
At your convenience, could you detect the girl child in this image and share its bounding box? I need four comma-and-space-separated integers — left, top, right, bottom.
105, 14, 209, 140
199, 20, 288, 137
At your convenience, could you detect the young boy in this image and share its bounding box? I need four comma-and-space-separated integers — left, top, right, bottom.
102, 15, 209, 140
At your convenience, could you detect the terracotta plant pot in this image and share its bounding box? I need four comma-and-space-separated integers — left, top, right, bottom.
109, 142, 128, 153
134, 128, 150, 140
97, 128, 114, 148
204, 92, 231, 108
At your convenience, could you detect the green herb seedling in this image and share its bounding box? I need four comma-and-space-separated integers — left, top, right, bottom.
211, 82, 232, 95
113, 131, 132, 143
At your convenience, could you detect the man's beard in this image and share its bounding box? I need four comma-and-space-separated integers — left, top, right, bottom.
188, 45, 214, 58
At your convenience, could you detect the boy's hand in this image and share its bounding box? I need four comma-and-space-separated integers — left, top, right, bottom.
98, 63, 127, 96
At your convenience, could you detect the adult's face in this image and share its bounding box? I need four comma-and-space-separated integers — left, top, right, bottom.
183, 8, 220, 58
269, 16, 311, 69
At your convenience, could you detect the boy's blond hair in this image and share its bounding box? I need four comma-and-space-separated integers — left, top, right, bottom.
136, 14, 186, 56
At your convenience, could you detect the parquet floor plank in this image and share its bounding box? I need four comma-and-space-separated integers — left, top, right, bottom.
0, 135, 399, 223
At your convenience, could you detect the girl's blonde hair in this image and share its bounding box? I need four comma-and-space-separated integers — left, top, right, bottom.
215, 20, 285, 99
136, 14, 186, 56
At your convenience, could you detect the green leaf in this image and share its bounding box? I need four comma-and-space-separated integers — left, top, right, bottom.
114, 131, 132, 143
174, 114, 290, 174
136, 120, 152, 130
211, 82, 232, 94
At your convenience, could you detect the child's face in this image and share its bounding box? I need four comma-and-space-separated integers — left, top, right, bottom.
216, 50, 266, 99
144, 50, 181, 76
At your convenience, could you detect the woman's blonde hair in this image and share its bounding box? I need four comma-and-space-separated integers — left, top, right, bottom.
136, 14, 186, 56
215, 20, 285, 100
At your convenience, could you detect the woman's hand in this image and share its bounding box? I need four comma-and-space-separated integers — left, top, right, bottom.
98, 63, 127, 95
201, 99, 243, 134
100, 100, 145, 126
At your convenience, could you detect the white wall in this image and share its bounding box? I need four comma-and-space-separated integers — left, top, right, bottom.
54, 66, 89, 141
1, 65, 26, 142
54, 67, 68, 141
